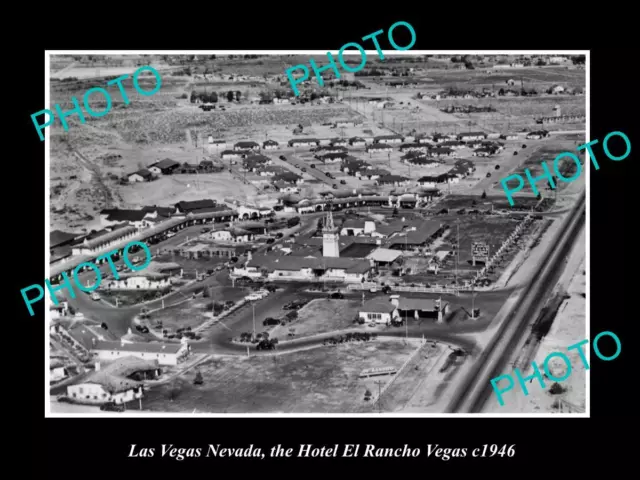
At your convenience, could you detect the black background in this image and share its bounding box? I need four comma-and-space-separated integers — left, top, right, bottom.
13, 14, 636, 476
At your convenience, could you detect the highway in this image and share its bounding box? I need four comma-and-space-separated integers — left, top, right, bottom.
446, 191, 585, 412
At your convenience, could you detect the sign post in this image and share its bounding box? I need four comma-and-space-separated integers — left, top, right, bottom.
472, 242, 490, 267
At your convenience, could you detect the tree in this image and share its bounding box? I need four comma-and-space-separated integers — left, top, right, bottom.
194, 371, 203, 385
190, 91, 197, 103
227, 91, 234, 102
536, 58, 546, 66
481, 190, 487, 199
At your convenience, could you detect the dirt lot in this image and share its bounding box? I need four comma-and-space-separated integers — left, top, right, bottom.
269, 298, 361, 339
142, 338, 421, 413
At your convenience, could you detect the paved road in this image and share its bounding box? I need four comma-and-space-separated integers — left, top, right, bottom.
446, 191, 585, 413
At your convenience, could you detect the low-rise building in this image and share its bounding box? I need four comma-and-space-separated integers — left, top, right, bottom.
349, 137, 366, 147
234, 141, 261, 151
359, 299, 396, 325
373, 134, 404, 144
262, 139, 279, 150
148, 159, 180, 175
458, 132, 487, 141
128, 169, 154, 183
288, 138, 320, 148
91, 339, 191, 366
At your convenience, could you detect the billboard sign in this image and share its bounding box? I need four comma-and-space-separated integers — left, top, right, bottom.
472, 242, 489, 257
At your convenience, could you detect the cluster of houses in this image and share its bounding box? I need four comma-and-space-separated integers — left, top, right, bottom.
127, 158, 224, 183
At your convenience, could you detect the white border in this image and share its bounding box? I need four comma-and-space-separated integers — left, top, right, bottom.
45, 50, 589, 418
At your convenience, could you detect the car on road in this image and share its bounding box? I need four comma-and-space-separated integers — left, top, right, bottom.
201, 227, 211, 233
340, 180, 346, 184
91, 292, 101, 301
100, 402, 125, 412
279, 155, 286, 160
325, 172, 331, 177
166, 232, 176, 238
301, 167, 307, 172
332, 184, 338, 189
486, 172, 492, 178
310, 164, 316, 168
328, 292, 344, 299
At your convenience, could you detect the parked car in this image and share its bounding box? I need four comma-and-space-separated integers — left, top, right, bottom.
486, 172, 492, 178
279, 155, 286, 160
310, 164, 316, 168
201, 227, 211, 233
100, 402, 125, 412
340, 180, 346, 184
328, 292, 344, 299
301, 167, 307, 172
90, 292, 101, 301
325, 172, 331, 177
332, 184, 338, 189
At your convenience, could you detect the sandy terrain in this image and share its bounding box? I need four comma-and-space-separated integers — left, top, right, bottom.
141, 338, 420, 413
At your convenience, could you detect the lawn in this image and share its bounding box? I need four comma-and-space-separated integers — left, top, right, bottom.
142, 338, 421, 413
269, 298, 362, 339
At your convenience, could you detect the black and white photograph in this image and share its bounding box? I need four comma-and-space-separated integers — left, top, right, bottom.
43, 52, 588, 416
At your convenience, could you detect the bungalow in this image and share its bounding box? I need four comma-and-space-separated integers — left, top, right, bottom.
257, 165, 287, 176
376, 175, 410, 187
358, 299, 396, 325
417, 174, 450, 188
415, 135, 433, 144
273, 172, 304, 185
373, 134, 405, 144
211, 228, 254, 243
473, 147, 494, 157
367, 144, 394, 153
91, 339, 191, 366
288, 138, 320, 147
314, 145, 348, 155
128, 169, 154, 183
361, 168, 390, 180
175, 199, 217, 214
99, 209, 148, 229
440, 141, 466, 150
148, 158, 180, 175
526, 130, 550, 140
399, 143, 429, 152
262, 139, 279, 150
349, 137, 367, 147
466, 140, 484, 148
234, 141, 261, 151
221, 150, 244, 160
366, 248, 402, 267
342, 159, 370, 174
330, 138, 349, 147
66, 365, 144, 405
427, 147, 455, 158
458, 132, 487, 141
105, 271, 172, 291
320, 152, 350, 163
273, 181, 300, 194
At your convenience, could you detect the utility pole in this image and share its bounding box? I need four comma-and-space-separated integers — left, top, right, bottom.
471, 281, 476, 320
455, 221, 460, 287
374, 380, 384, 413
252, 300, 256, 341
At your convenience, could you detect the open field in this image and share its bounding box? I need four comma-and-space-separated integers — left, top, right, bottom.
269, 298, 361, 339
142, 338, 422, 413
119, 172, 260, 208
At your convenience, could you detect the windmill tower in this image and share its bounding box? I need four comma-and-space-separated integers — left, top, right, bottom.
322, 204, 340, 258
